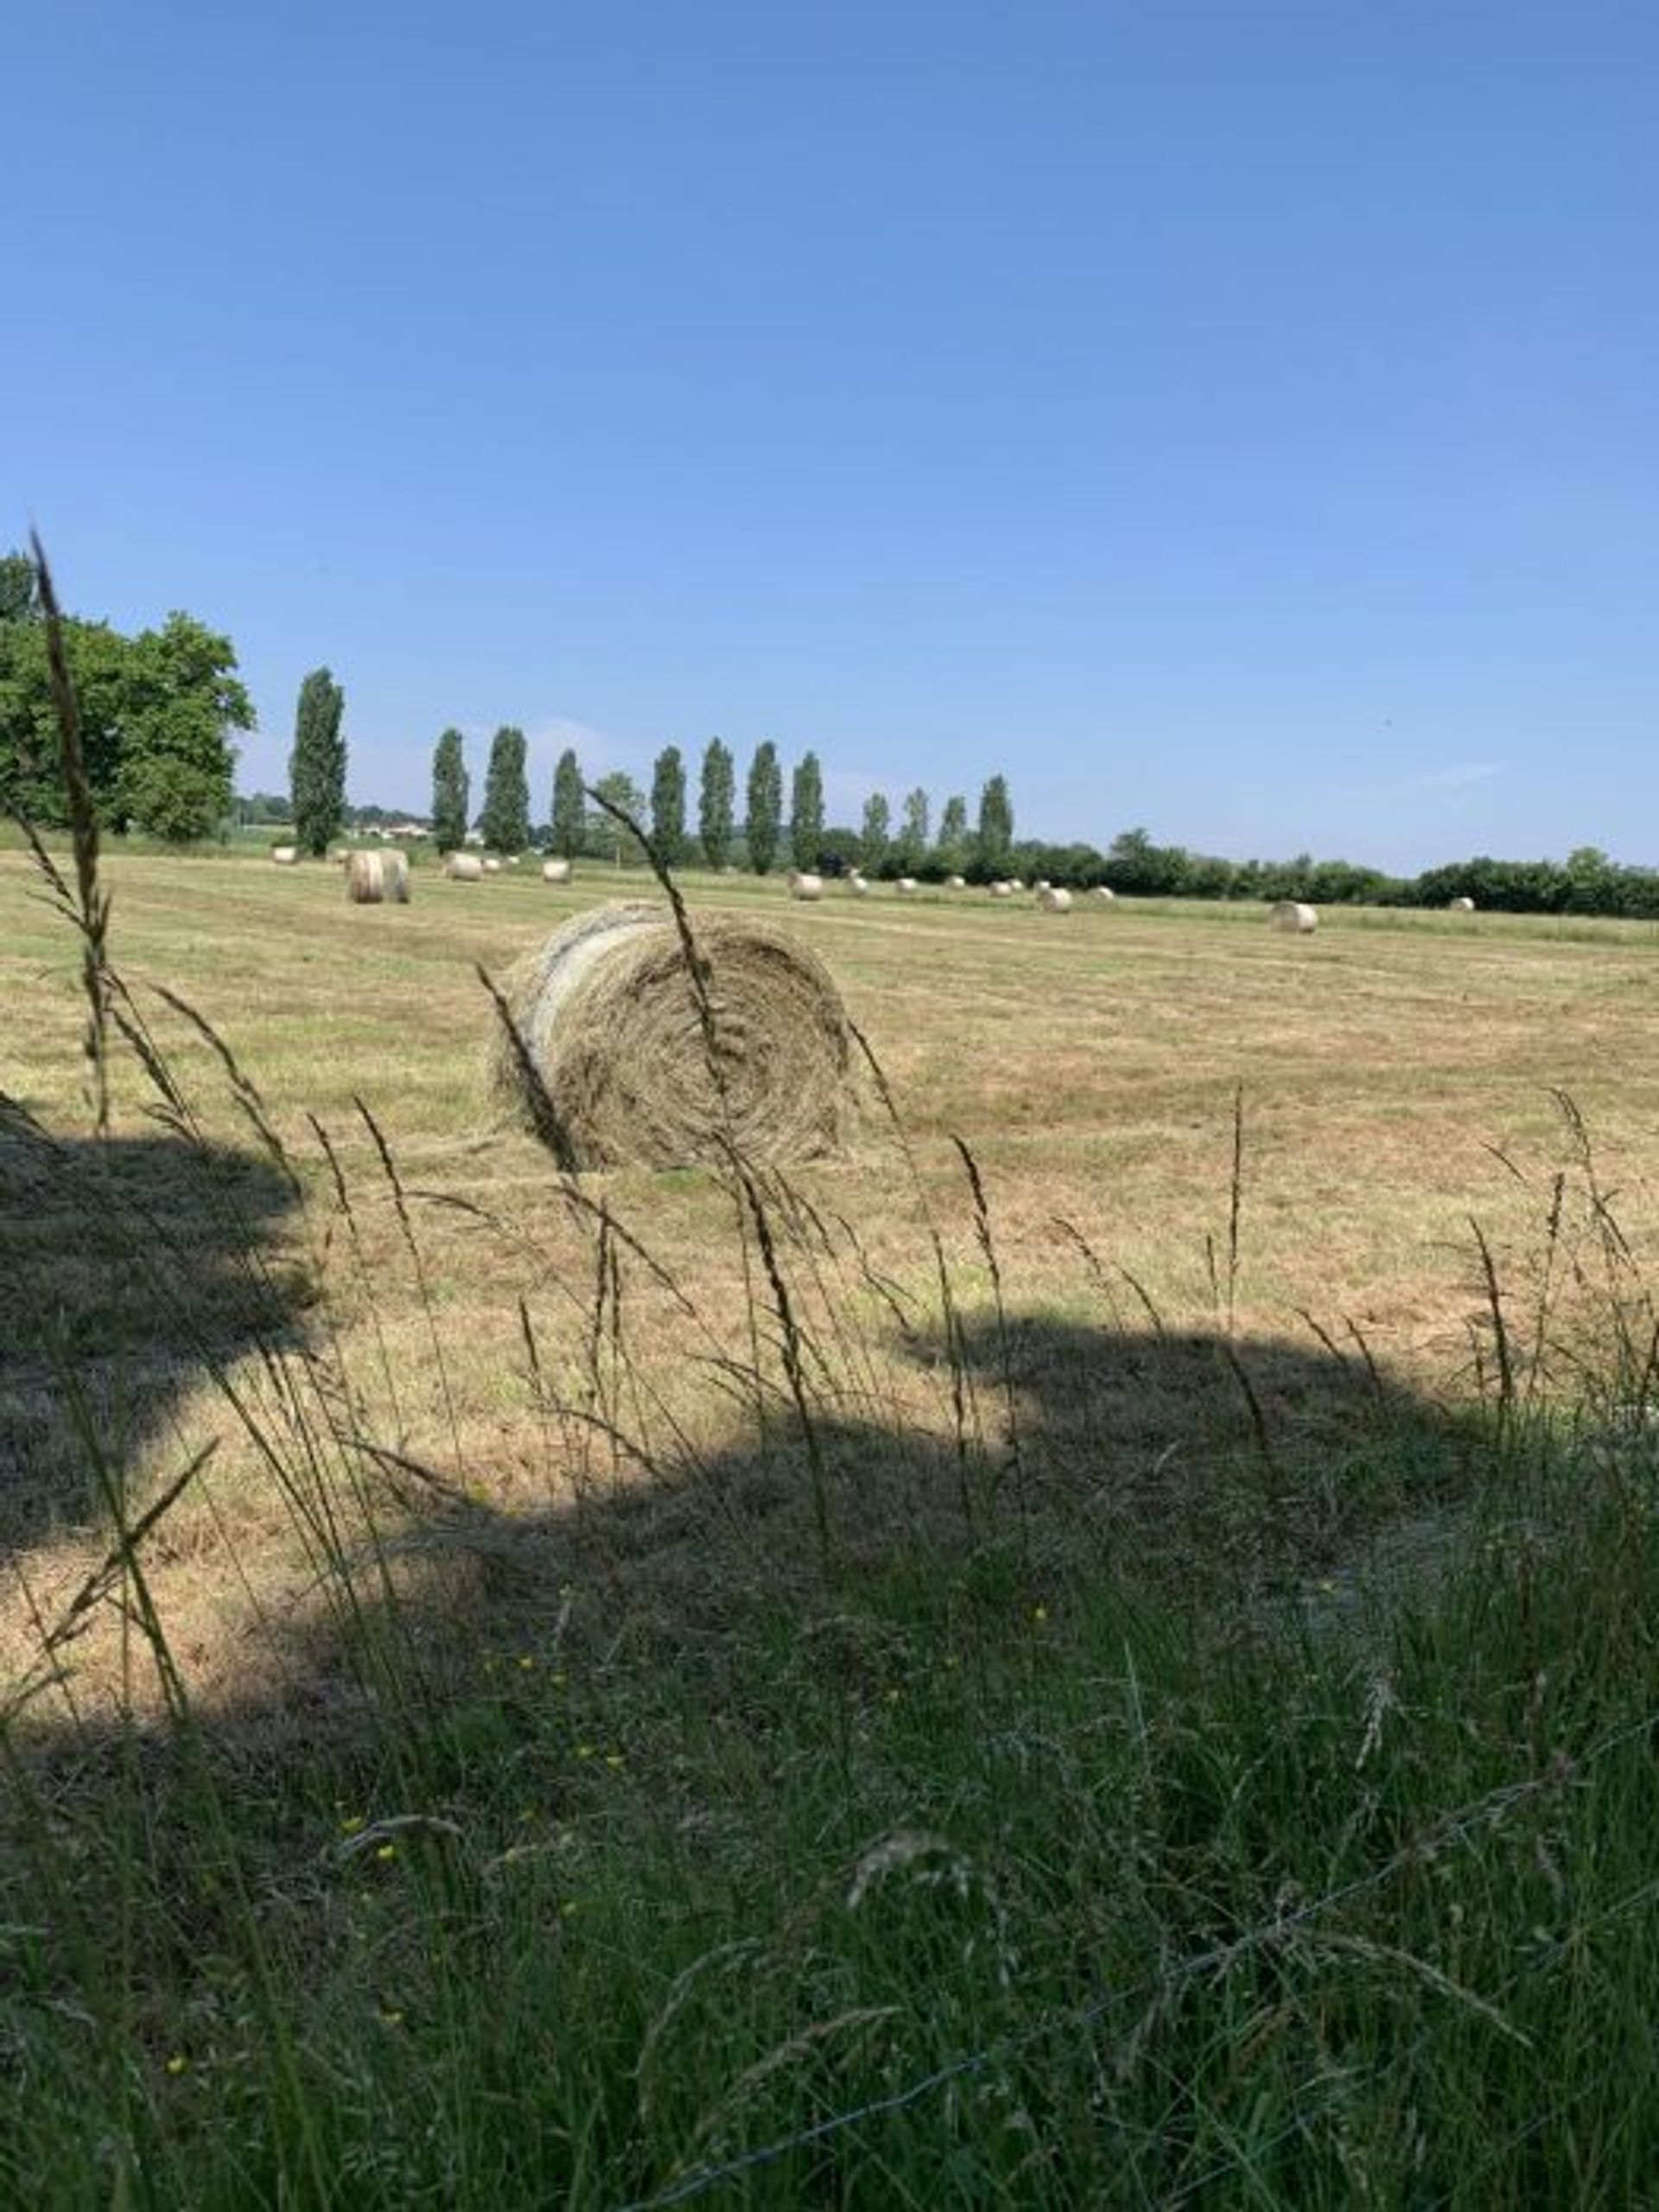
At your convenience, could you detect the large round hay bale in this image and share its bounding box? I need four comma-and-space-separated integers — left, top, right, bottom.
346, 850, 410, 905
543, 858, 572, 884
1093, 886, 1116, 901
849, 874, 870, 897
1037, 885, 1072, 911
1448, 894, 1476, 912
1270, 900, 1318, 934
1008, 878, 1025, 892
946, 874, 966, 889
895, 876, 918, 896
270, 845, 298, 866
790, 873, 823, 900
989, 881, 1014, 899
447, 853, 485, 881
490, 902, 853, 1171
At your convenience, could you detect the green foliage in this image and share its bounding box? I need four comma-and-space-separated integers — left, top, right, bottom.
430, 729, 469, 854
480, 726, 531, 854
860, 791, 890, 872
587, 770, 647, 863
788, 750, 824, 868
698, 738, 735, 868
649, 745, 687, 866
289, 668, 346, 858
550, 747, 586, 860
0, 566, 250, 840
936, 793, 969, 869
893, 785, 930, 871
745, 741, 783, 874
976, 774, 1014, 868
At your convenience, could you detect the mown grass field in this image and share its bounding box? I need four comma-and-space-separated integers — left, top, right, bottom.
5, 845, 1659, 2205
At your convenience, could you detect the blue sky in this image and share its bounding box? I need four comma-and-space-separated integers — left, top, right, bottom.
10, 2, 1656, 871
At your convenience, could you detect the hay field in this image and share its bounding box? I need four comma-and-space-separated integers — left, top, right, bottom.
5, 847, 1659, 1708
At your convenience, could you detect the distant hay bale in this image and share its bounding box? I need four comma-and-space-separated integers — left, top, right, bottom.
790, 873, 823, 900
1034, 878, 1051, 892
543, 858, 572, 884
1008, 877, 1025, 892
270, 845, 298, 865
1036, 886, 1072, 911
849, 874, 870, 896
1270, 900, 1318, 934
488, 900, 854, 1170
946, 874, 966, 888
346, 850, 410, 905
989, 881, 1014, 899
483, 857, 503, 874
1449, 895, 1476, 912
1094, 886, 1116, 901
895, 877, 918, 895
447, 854, 485, 881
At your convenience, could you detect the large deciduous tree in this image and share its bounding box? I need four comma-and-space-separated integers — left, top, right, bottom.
289, 667, 346, 856
0, 554, 251, 840
430, 728, 469, 852
480, 725, 531, 853
789, 750, 824, 868
746, 741, 783, 874
650, 744, 687, 866
551, 747, 586, 859
860, 791, 890, 873
698, 738, 734, 868
587, 770, 647, 864
937, 793, 969, 869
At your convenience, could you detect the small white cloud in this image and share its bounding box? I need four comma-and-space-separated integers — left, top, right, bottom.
1413, 761, 1501, 792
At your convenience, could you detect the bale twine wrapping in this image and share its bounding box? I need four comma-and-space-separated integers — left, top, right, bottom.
1270, 900, 1318, 934
1037, 886, 1072, 911
270, 845, 298, 865
1449, 895, 1476, 912
346, 850, 410, 905
543, 858, 572, 884
447, 853, 485, 881
790, 873, 823, 900
490, 901, 854, 1170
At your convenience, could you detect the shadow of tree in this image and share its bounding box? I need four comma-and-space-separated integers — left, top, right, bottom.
0, 1096, 309, 1552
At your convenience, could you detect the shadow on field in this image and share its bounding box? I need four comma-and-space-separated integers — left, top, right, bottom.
181, 1303, 1471, 1770
0, 1097, 309, 1551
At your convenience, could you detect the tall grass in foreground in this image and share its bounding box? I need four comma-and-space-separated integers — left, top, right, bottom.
5, 565, 1659, 2204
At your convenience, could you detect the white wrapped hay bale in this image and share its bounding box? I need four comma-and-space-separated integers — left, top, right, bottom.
1270, 900, 1318, 934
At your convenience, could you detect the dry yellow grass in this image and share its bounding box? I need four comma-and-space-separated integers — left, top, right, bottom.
5, 847, 1659, 1721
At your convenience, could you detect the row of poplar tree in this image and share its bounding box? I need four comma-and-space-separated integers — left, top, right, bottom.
428, 726, 1017, 876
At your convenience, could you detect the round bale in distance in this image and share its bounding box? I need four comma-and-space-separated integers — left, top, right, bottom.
483, 856, 503, 874
447, 854, 485, 881
489, 901, 854, 1171
1448, 895, 1476, 912
270, 845, 298, 866
989, 880, 1014, 899
543, 858, 572, 884
946, 874, 966, 889
346, 850, 410, 905
790, 873, 823, 900
849, 874, 870, 897
895, 876, 919, 895
1037, 886, 1072, 911
1270, 900, 1318, 934
1093, 886, 1116, 901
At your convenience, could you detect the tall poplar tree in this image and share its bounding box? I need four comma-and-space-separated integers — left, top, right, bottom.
698, 738, 735, 867
551, 747, 586, 858
430, 728, 468, 852
860, 791, 891, 872
480, 725, 531, 852
788, 750, 824, 868
976, 774, 1014, 868
650, 744, 687, 865
289, 667, 346, 856
937, 793, 969, 868
746, 741, 783, 874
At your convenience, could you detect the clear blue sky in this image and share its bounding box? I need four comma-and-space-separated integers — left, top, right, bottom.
10, 2, 1656, 872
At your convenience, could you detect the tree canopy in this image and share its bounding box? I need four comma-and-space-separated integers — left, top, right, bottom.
480, 726, 531, 852
0, 557, 252, 842
289, 668, 346, 856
